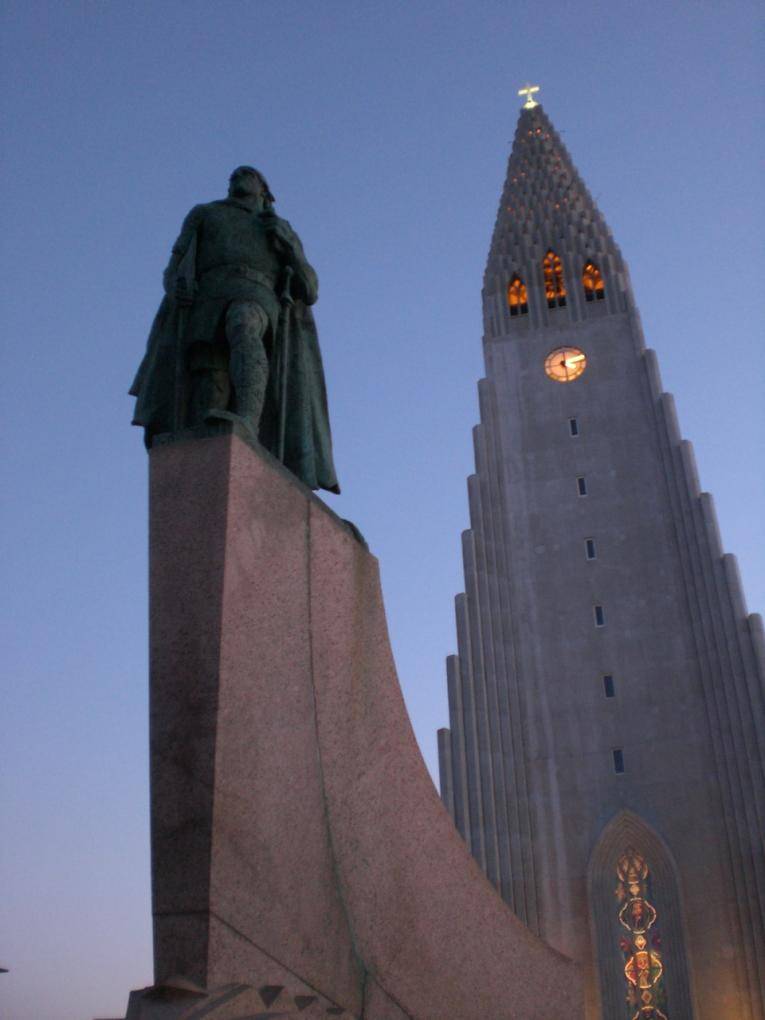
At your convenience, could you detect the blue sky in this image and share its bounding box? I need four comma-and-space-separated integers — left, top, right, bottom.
1, 2, 763, 1017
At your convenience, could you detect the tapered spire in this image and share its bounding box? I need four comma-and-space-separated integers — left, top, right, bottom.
482, 103, 627, 332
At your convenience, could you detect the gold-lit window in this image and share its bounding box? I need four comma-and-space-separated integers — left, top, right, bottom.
583, 261, 605, 302
507, 275, 528, 317
543, 250, 567, 308
544, 346, 587, 383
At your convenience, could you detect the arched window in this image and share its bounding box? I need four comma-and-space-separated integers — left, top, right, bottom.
583, 261, 605, 302
588, 811, 694, 1020
507, 275, 528, 317
543, 250, 567, 308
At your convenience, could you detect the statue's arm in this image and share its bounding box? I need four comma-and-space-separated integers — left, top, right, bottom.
268, 216, 318, 305
162, 205, 205, 295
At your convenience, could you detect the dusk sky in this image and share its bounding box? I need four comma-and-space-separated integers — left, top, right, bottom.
1, 2, 763, 1018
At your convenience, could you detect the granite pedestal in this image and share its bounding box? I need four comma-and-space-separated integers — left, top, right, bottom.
127, 432, 581, 1019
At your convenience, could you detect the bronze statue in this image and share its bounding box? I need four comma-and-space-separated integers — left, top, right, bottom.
130, 166, 339, 494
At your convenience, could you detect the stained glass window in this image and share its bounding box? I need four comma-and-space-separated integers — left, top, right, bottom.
583, 260, 606, 301
615, 848, 670, 1019
543, 250, 567, 308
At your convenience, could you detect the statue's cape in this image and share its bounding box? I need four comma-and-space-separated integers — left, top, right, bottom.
129, 236, 340, 496
129, 294, 177, 436
259, 298, 340, 496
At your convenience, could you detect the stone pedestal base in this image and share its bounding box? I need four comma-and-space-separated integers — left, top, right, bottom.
128, 433, 580, 1019
125, 976, 350, 1019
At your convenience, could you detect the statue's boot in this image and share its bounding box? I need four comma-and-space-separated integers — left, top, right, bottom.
226, 300, 269, 433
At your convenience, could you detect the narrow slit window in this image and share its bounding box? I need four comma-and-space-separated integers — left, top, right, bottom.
507, 275, 529, 317
603, 675, 615, 698
577, 476, 587, 496
543, 250, 567, 308
569, 417, 579, 436
585, 538, 596, 560
582, 260, 605, 302
613, 748, 625, 773
594, 604, 605, 626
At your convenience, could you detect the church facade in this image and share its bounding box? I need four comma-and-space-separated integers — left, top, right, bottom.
437, 99, 764, 1020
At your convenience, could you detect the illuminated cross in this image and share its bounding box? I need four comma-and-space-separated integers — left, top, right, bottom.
518, 84, 540, 109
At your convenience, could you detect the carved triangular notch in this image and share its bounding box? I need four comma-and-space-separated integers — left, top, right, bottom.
259, 984, 285, 1007
295, 996, 318, 1010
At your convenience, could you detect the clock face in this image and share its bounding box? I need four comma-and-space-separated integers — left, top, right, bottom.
544, 346, 587, 383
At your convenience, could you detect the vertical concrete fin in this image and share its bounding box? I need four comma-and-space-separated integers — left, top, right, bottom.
477, 377, 490, 424
660, 392, 681, 446
454, 589, 486, 866
461, 491, 501, 885
437, 728, 455, 819
472, 428, 488, 480
699, 491, 723, 560
472, 418, 512, 895
722, 553, 748, 620
454, 594, 469, 655
446, 653, 470, 842
465, 474, 479, 531
680, 440, 701, 498
749, 614, 765, 684
461, 527, 478, 594
724, 565, 765, 775
642, 348, 663, 401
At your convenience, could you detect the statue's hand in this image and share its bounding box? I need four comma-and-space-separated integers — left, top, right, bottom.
262, 213, 298, 263
174, 278, 194, 307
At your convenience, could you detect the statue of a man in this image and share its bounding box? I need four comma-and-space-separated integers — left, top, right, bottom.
130, 166, 339, 494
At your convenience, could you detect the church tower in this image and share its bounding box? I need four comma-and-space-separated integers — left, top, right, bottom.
437, 93, 764, 1020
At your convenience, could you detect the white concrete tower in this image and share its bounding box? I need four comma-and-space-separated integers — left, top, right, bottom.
437, 97, 764, 1020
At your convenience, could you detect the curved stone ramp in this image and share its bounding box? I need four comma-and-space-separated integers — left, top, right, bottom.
146, 433, 581, 1019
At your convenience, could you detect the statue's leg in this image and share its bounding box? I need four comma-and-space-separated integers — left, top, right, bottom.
188, 342, 231, 427
226, 301, 269, 431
